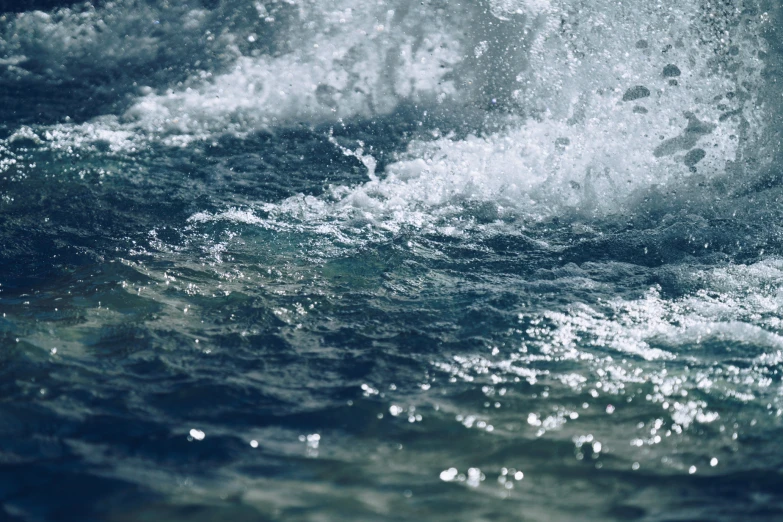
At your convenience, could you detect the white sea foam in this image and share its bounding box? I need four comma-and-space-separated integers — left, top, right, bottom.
2, 0, 465, 148
542, 267, 783, 365
432, 258, 783, 449
235, 0, 773, 229
121, 4, 463, 140
4, 0, 777, 225
522, 258, 783, 420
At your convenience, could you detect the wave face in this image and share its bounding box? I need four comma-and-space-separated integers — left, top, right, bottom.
3, 1, 783, 521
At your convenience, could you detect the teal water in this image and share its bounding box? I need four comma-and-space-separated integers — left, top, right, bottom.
3, 1, 783, 520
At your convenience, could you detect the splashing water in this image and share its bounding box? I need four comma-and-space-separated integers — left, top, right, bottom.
2, 0, 783, 521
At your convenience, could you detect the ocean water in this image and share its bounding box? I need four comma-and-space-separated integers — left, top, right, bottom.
2, 0, 783, 520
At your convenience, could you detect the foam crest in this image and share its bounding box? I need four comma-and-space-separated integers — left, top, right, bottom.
2, 0, 464, 146
246, 0, 773, 232
122, 3, 462, 139
434, 258, 783, 452
6, 0, 777, 229
536, 258, 783, 368
529, 258, 783, 408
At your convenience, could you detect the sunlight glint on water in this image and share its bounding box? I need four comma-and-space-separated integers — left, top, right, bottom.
1, 0, 783, 521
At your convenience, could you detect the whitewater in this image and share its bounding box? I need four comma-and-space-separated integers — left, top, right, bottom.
2, 0, 783, 520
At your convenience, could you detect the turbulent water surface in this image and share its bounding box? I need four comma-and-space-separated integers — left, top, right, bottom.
2, 0, 783, 520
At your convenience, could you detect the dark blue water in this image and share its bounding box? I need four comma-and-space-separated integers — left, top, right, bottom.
3, 1, 783, 520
